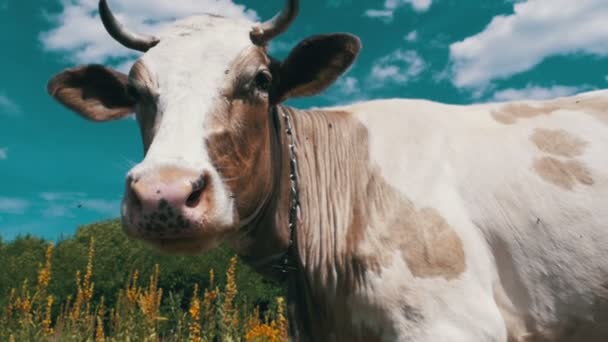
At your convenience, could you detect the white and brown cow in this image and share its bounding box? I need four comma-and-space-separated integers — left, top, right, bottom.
47, 0, 608, 340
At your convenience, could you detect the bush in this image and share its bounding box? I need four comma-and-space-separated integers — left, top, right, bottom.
0, 220, 287, 341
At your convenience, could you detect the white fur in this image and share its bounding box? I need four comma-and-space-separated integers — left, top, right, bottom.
127, 16, 257, 227
337, 90, 608, 340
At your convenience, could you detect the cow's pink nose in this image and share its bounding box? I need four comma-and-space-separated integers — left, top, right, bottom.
128, 167, 208, 214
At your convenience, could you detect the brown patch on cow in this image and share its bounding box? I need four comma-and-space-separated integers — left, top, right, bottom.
205, 46, 276, 219
396, 205, 466, 280
200, 45, 294, 282
533, 157, 594, 190
289, 109, 388, 289
530, 129, 587, 158
492, 103, 558, 125
492, 110, 517, 124
492, 94, 608, 126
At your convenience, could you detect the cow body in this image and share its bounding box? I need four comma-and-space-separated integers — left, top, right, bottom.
278, 92, 608, 341
47, 2, 608, 340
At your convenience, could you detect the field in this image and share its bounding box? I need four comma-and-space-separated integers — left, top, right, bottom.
0, 220, 288, 341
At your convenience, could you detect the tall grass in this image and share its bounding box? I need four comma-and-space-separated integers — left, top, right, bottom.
0, 238, 288, 341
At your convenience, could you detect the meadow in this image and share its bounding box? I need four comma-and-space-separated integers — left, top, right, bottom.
0, 220, 288, 341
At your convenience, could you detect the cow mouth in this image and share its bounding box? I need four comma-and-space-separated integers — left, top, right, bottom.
141, 234, 220, 254
121, 215, 221, 254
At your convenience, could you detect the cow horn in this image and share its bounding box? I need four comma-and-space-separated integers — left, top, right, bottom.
250, 0, 299, 45
99, 0, 159, 52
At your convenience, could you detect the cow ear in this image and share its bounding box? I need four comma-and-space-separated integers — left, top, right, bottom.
47, 64, 135, 122
273, 33, 361, 103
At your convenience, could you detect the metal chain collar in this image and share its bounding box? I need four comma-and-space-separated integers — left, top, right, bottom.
273, 108, 300, 275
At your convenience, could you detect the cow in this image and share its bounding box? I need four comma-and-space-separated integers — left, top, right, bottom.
47, 0, 608, 340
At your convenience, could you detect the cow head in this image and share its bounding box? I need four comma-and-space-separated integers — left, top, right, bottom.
47, 0, 360, 254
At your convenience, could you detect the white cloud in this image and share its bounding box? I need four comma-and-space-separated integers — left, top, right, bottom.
335, 77, 361, 96
450, 0, 608, 89
80, 199, 121, 215
0, 197, 29, 214
43, 205, 75, 218
0, 148, 7, 160
491, 84, 590, 102
369, 49, 426, 86
39, 192, 120, 218
0, 94, 20, 114
365, 0, 432, 23
40, 192, 86, 202
390, 0, 432, 12
321, 75, 367, 105
41, 0, 258, 64
363, 10, 394, 23
405, 30, 418, 42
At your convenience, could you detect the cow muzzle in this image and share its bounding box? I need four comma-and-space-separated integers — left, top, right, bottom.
122, 165, 218, 243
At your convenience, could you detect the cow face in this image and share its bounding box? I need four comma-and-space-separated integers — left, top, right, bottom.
47, 1, 360, 254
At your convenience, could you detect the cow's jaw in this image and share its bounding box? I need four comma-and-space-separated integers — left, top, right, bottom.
121, 16, 260, 253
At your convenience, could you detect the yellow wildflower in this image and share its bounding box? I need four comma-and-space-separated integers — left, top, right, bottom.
127, 270, 140, 305
189, 283, 201, 342
223, 255, 239, 330
245, 322, 281, 342
95, 296, 105, 342
37, 243, 54, 291
42, 295, 54, 335
139, 264, 162, 327
276, 297, 288, 341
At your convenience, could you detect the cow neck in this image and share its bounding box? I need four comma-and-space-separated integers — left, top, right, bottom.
277, 107, 375, 340
233, 105, 300, 281
274, 105, 311, 340
237, 105, 370, 340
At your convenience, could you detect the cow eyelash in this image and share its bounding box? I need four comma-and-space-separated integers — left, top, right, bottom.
253, 71, 272, 93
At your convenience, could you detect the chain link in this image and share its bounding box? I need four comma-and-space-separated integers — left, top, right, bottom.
273, 108, 300, 274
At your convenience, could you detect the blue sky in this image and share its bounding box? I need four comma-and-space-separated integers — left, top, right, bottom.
2, 0, 608, 240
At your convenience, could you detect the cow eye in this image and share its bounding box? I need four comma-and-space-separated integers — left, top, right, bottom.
254, 71, 272, 92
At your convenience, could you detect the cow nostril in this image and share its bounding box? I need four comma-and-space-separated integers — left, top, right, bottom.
186, 188, 203, 208
186, 174, 207, 208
